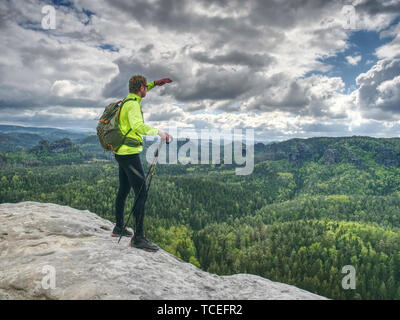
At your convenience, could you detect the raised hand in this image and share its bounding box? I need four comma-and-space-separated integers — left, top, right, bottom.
154, 78, 173, 86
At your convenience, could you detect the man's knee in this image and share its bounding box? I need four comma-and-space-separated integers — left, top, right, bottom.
117, 187, 130, 199
139, 183, 148, 198
133, 180, 147, 197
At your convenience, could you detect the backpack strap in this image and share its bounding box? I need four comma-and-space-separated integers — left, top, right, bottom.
118, 98, 135, 119
116, 98, 140, 152
120, 98, 137, 136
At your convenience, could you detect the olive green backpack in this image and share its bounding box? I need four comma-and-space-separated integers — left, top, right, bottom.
96, 98, 141, 152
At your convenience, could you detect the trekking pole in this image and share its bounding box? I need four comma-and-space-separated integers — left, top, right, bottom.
118, 138, 167, 244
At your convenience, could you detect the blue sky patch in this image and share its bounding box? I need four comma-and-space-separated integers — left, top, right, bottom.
304, 20, 399, 93
50, 0, 73, 7
99, 44, 119, 52
82, 8, 95, 18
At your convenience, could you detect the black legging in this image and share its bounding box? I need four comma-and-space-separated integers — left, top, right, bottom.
114, 153, 147, 238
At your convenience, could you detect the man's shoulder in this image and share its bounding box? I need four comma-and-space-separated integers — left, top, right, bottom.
123, 97, 140, 109
124, 97, 139, 103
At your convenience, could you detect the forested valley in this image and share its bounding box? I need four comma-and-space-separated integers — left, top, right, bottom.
1, 130, 400, 300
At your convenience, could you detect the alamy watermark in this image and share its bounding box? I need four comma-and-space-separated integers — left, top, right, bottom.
341, 265, 356, 290
145, 127, 254, 176
41, 5, 56, 30
41, 265, 56, 290
341, 5, 357, 30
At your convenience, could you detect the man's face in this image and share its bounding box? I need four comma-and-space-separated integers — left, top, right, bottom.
139, 84, 148, 98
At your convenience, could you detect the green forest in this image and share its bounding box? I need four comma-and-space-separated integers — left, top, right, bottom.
1, 132, 400, 300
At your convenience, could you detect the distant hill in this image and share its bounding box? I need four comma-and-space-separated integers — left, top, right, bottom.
0, 132, 44, 152
0, 124, 87, 141
0, 138, 92, 167
29, 138, 78, 154
0, 125, 88, 152
256, 136, 400, 167
79, 135, 99, 144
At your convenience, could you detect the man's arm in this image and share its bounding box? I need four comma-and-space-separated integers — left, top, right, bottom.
127, 100, 158, 136
142, 78, 173, 142
147, 81, 156, 92
147, 78, 173, 93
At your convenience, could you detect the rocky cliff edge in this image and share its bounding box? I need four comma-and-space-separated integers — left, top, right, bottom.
0, 202, 326, 300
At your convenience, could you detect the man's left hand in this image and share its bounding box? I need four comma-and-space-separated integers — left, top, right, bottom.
155, 78, 173, 86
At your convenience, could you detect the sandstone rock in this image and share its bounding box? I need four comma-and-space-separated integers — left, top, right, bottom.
288, 142, 313, 165
0, 202, 326, 300
323, 148, 340, 165
378, 148, 398, 167
50, 138, 74, 153
348, 151, 361, 166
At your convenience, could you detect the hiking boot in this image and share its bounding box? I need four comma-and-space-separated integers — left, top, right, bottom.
111, 226, 133, 238
130, 236, 159, 252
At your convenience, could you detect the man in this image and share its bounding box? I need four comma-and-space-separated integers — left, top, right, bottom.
112, 75, 172, 252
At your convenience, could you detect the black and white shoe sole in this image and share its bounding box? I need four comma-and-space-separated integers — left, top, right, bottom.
129, 242, 159, 252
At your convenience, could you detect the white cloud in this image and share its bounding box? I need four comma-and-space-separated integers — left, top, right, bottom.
50, 80, 92, 97
346, 55, 362, 65
1, 0, 400, 139
376, 75, 400, 107
355, 58, 400, 120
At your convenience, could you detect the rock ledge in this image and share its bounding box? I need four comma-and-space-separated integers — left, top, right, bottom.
0, 202, 326, 300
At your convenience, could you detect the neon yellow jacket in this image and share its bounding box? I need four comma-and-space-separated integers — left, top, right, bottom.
114, 81, 158, 155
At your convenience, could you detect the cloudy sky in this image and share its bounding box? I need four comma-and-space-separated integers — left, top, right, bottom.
1, 0, 400, 142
